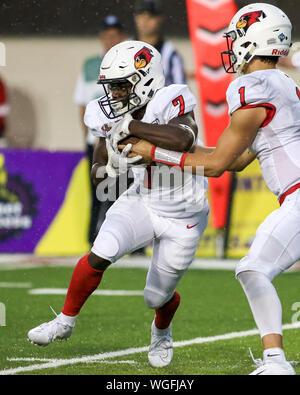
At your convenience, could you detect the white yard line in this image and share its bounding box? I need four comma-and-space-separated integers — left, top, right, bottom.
0, 282, 32, 288
1, 322, 300, 375
28, 289, 144, 296
7, 358, 136, 365
0, 347, 149, 375
7, 358, 58, 362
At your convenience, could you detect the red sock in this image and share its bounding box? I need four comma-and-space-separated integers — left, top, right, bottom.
155, 291, 181, 329
62, 254, 104, 316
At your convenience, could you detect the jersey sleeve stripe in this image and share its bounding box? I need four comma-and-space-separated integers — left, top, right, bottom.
239, 102, 276, 127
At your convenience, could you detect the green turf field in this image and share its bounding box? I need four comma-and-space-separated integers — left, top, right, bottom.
0, 264, 299, 375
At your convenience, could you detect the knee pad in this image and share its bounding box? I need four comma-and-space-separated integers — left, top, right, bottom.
91, 231, 120, 263
143, 287, 172, 309
235, 255, 279, 281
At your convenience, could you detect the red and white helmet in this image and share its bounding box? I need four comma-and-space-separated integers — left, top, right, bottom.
221, 3, 292, 74
97, 40, 165, 119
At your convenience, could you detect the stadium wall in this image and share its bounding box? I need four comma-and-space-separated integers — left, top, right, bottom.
0, 37, 201, 151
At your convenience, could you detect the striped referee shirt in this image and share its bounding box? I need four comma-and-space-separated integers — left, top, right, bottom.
155, 39, 187, 86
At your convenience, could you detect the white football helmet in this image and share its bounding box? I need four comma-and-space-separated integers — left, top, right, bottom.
221, 3, 292, 74
97, 40, 165, 119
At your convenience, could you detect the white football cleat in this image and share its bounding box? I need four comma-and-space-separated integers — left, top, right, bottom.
148, 320, 173, 368
27, 309, 74, 347
249, 349, 296, 375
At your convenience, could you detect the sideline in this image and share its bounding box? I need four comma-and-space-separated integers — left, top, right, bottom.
1, 255, 299, 272
0, 254, 240, 271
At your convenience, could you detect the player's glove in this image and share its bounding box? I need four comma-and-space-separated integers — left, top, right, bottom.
105, 139, 142, 178
107, 113, 133, 152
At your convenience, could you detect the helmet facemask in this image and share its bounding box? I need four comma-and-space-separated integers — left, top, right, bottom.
222, 30, 259, 75
221, 31, 238, 74
98, 73, 142, 119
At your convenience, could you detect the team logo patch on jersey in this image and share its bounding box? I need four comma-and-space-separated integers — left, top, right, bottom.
134, 47, 153, 69
236, 10, 266, 34
101, 123, 112, 134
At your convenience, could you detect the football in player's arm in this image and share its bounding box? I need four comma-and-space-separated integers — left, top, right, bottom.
122, 104, 263, 177
91, 109, 197, 186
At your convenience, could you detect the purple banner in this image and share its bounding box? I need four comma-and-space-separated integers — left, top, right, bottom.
0, 149, 85, 253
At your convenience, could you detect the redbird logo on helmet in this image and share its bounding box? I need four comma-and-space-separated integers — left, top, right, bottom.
134, 46, 154, 69
236, 10, 265, 33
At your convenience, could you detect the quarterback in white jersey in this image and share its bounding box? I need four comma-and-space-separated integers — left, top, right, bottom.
27, 40, 209, 368
227, 68, 300, 200
128, 3, 300, 375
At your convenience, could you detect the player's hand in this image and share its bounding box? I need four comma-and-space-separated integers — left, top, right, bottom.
105, 139, 142, 178
107, 113, 133, 152
119, 139, 153, 162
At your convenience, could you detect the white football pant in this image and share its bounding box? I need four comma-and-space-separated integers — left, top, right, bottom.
92, 190, 209, 309
236, 189, 300, 280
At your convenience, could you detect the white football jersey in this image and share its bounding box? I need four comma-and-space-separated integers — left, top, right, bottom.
85, 84, 209, 218
227, 69, 300, 198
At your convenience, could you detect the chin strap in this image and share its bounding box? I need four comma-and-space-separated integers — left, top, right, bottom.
238, 43, 257, 75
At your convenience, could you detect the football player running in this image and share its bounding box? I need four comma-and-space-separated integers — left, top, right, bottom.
127, 3, 300, 375
28, 40, 210, 368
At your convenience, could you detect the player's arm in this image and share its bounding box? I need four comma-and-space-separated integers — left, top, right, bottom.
127, 111, 197, 152
192, 145, 257, 172
184, 107, 264, 176
227, 147, 257, 171
128, 106, 265, 177
91, 137, 108, 186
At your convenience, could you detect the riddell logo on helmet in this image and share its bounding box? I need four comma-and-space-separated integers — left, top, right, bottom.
134, 47, 153, 69
272, 49, 289, 56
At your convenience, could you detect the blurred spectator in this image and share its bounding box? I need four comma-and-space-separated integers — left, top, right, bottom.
73, 15, 126, 246
134, 0, 187, 86
0, 76, 9, 148
279, 50, 300, 70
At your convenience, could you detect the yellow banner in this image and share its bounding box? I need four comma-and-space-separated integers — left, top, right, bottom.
35, 158, 90, 256
227, 159, 279, 259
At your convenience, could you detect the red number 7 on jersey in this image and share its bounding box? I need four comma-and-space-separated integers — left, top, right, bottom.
172, 95, 185, 116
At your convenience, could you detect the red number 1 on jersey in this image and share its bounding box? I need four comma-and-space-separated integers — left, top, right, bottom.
239, 86, 246, 107
172, 95, 185, 116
